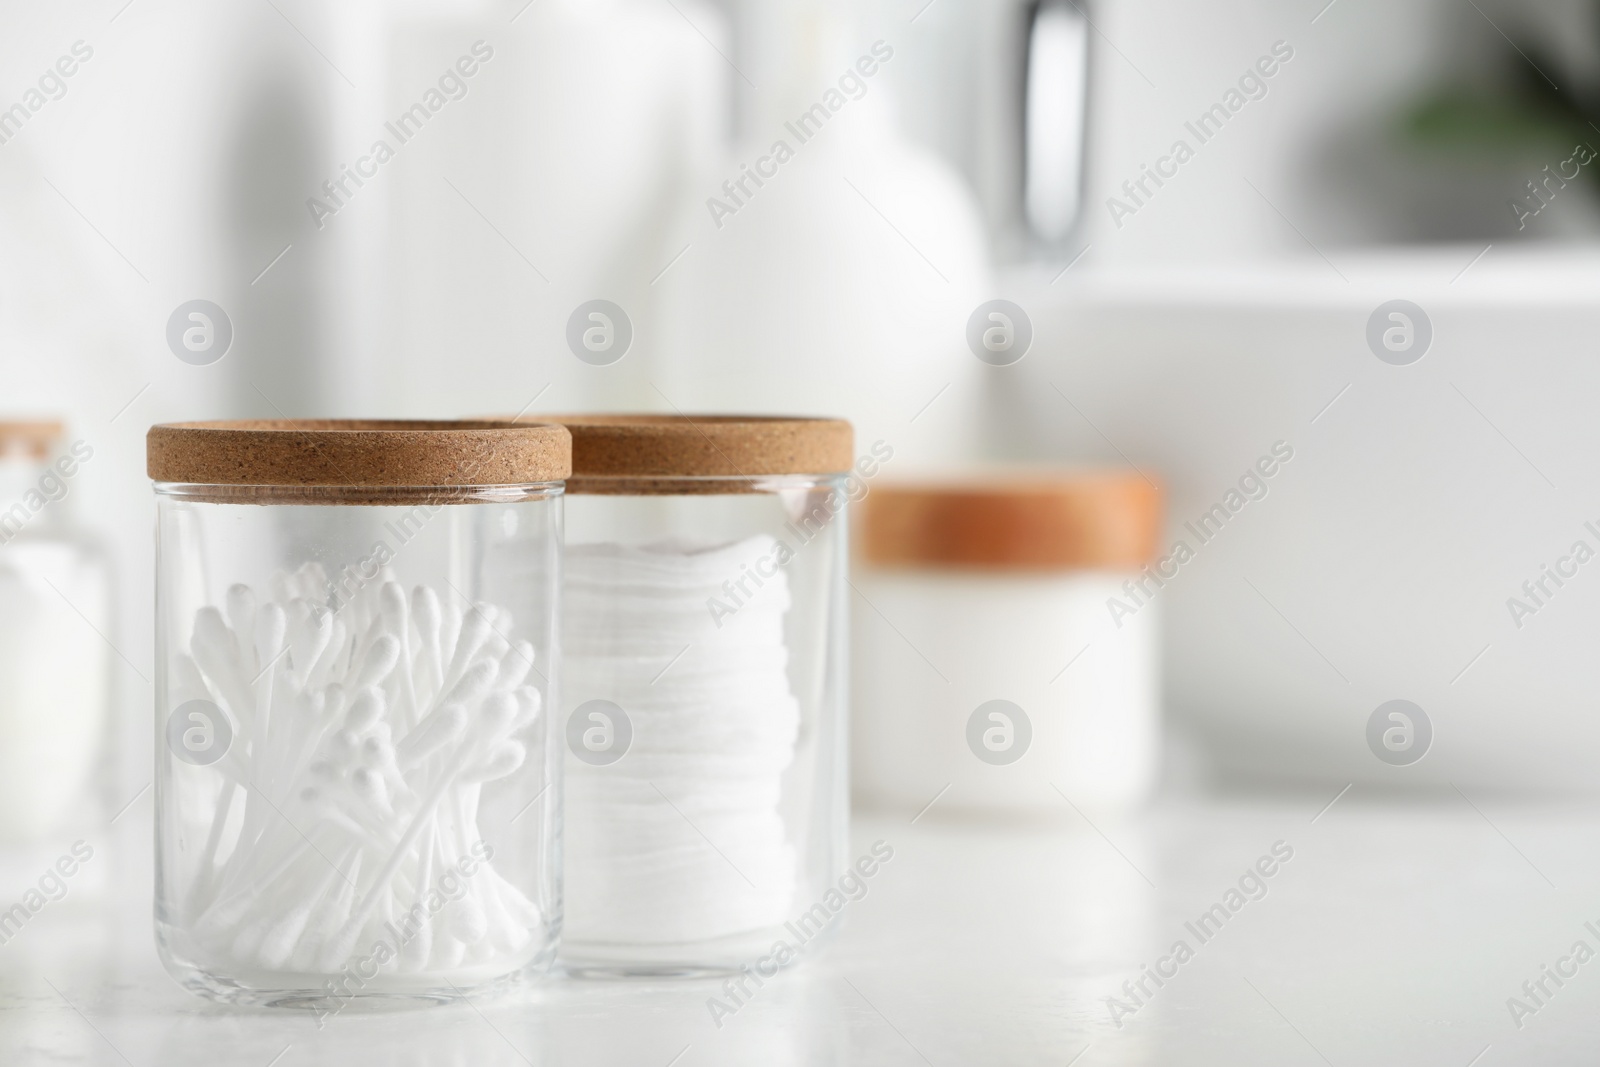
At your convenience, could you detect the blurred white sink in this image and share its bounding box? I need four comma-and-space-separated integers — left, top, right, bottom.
993, 246, 1600, 793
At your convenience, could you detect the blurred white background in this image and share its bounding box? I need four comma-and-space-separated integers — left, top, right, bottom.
6, 0, 1600, 806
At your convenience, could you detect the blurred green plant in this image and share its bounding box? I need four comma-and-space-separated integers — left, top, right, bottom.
1402, 24, 1600, 187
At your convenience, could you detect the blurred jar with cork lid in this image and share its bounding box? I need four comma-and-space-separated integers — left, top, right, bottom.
852, 470, 1162, 815
0, 420, 111, 897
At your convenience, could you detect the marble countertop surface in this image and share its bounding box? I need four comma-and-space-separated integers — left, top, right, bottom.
3, 795, 1597, 1065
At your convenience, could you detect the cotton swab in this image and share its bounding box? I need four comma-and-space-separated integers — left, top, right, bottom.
177, 574, 545, 979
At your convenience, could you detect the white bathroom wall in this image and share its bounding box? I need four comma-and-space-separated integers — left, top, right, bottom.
1077, 0, 1442, 260
0, 0, 386, 803
1085, 0, 1600, 254
371, 0, 731, 420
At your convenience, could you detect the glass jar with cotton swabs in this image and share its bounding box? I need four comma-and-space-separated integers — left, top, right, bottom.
147, 420, 569, 1006
518, 415, 854, 978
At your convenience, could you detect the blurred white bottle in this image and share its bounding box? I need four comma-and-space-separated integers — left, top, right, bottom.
0, 423, 110, 901
653, 0, 991, 469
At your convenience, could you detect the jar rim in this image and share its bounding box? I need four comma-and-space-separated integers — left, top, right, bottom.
566, 472, 846, 497
151, 480, 565, 506
147, 420, 572, 494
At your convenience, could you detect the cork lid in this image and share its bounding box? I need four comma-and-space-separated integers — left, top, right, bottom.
147, 420, 571, 504
860, 470, 1162, 571
507, 414, 853, 494
0, 420, 64, 460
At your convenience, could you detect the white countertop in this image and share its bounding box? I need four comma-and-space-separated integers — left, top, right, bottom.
3, 795, 1597, 1065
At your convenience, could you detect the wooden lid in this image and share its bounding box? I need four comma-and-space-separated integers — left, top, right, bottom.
0, 420, 63, 460
147, 420, 571, 503
861, 470, 1162, 571
506, 414, 853, 491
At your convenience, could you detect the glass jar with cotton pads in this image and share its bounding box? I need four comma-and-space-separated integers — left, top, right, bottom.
147, 420, 569, 1006
853, 471, 1163, 814
527, 414, 853, 977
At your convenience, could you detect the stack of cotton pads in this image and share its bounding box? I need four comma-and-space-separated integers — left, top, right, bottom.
563, 535, 801, 946
170, 564, 544, 976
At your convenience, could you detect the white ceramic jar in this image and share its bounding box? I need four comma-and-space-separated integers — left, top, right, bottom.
852, 471, 1162, 814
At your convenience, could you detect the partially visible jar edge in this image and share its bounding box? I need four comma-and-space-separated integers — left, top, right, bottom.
567, 474, 845, 496
151, 481, 565, 506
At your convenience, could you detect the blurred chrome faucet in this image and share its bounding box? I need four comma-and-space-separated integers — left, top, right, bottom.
1022, 0, 1090, 249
